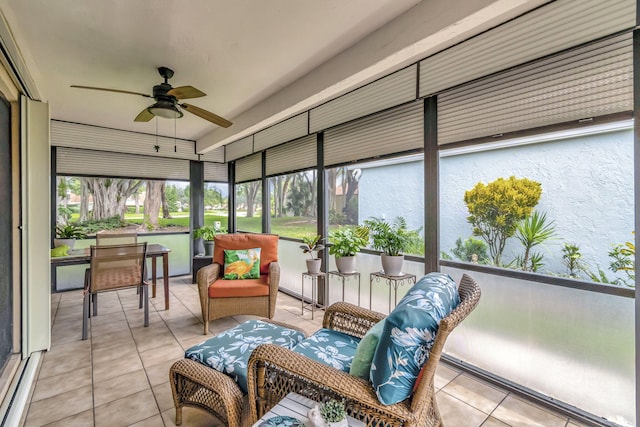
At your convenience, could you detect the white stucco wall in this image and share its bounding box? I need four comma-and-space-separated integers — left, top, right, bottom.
357, 127, 634, 279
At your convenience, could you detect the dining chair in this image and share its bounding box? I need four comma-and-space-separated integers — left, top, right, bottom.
82, 242, 149, 340
95, 232, 138, 246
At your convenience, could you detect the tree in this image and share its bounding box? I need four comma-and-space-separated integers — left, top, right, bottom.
240, 181, 261, 218
161, 182, 172, 218
143, 180, 163, 229
286, 173, 313, 216
464, 176, 542, 266
83, 177, 144, 221
514, 210, 555, 272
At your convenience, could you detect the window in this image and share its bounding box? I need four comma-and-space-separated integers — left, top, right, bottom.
204, 182, 229, 230
439, 122, 634, 285
269, 170, 317, 238
55, 176, 191, 235
327, 154, 425, 256
235, 181, 262, 232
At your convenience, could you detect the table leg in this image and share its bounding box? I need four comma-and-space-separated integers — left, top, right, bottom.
163, 253, 169, 310
151, 257, 157, 298
388, 280, 392, 314
311, 276, 316, 320
301, 274, 305, 315
357, 275, 361, 307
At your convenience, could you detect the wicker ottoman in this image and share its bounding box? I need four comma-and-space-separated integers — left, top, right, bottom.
170, 319, 307, 427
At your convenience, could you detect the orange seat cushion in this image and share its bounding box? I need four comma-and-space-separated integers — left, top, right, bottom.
208, 274, 270, 298
213, 233, 278, 275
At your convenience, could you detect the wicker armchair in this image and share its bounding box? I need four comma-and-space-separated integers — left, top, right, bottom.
246, 274, 481, 427
197, 233, 280, 334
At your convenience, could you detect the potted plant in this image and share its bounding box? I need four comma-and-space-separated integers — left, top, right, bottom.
194, 224, 218, 256
328, 226, 368, 273
363, 216, 414, 276
300, 234, 325, 273
54, 223, 87, 250
319, 399, 348, 427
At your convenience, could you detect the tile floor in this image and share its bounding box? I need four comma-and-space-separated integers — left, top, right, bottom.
20, 276, 589, 427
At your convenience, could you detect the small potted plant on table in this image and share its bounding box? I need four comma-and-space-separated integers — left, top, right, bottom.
300, 234, 325, 273
54, 223, 87, 250
307, 399, 347, 427
194, 224, 218, 257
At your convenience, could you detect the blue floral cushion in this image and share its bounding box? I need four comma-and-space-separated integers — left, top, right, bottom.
292, 328, 360, 372
185, 319, 305, 392
370, 272, 460, 405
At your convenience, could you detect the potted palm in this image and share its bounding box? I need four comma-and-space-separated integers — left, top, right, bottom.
300, 234, 325, 273
194, 224, 218, 256
328, 226, 368, 273
54, 223, 87, 250
363, 216, 414, 276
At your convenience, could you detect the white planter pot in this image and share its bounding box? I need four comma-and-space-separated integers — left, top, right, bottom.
54, 238, 76, 250
306, 258, 322, 274
381, 254, 404, 276
335, 255, 356, 273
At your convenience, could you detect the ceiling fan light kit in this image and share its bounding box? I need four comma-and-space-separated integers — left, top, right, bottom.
71, 66, 232, 127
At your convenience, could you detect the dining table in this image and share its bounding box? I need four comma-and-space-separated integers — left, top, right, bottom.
51, 243, 172, 310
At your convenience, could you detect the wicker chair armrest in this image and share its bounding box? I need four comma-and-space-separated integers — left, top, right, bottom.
268, 261, 280, 292
196, 263, 221, 324
323, 302, 386, 339
247, 344, 413, 424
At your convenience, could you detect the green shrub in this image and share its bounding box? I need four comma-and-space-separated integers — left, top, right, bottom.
452, 237, 489, 263
464, 176, 542, 266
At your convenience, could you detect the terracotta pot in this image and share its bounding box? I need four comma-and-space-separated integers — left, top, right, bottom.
306, 258, 322, 274
381, 254, 404, 276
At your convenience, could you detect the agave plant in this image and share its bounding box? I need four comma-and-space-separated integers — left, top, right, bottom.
515, 211, 555, 272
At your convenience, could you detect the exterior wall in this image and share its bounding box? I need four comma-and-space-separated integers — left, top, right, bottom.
358, 160, 424, 233
357, 127, 634, 279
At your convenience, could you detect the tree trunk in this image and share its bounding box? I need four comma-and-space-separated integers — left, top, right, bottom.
79, 178, 91, 222
160, 182, 172, 218
143, 180, 163, 230
134, 191, 140, 214
246, 182, 260, 218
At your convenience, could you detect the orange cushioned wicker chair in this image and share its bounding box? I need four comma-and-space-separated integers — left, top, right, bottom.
197, 233, 280, 334
245, 274, 481, 427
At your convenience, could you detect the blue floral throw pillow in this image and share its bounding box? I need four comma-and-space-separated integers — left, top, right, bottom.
223, 248, 261, 279
292, 328, 361, 373
185, 319, 305, 392
370, 272, 460, 405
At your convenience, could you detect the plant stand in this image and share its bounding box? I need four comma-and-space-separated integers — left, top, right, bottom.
369, 271, 416, 313
301, 272, 326, 320
327, 271, 361, 307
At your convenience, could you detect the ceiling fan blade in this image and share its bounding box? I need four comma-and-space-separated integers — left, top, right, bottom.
167, 86, 206, 100
134, 108, 154, 122
71, 85, 152, 98
181, 103, 232, 128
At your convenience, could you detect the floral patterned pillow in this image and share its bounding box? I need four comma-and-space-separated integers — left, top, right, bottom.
185, 319, 305, 392
292, 328, 361, 372
370, 272, 460, 405
223, 248, 261, 279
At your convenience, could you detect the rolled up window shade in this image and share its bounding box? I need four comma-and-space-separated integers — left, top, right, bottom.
254, 112, 308, 151
56, 147, 189, 180
204, 162, 228, 182
235, 152, 262, 183
266, 134, 316, 176
324, 101, 423, 167
437, 34, 633, 145
225, 136, 253, 161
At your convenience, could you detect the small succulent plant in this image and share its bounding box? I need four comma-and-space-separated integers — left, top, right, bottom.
320, 399, 346, 423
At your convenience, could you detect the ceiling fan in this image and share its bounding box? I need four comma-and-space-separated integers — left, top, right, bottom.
71, 66, 232, 128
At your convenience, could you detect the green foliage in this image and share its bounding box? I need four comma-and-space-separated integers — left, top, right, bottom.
515, 211, 555, 271
562, 243, 585, 278
464, 176, 542, 266
55, 223, 87, 239
78, 216, 127, 234
452, 237, 489, 263
608, 232, 635, 287
363, 216, 417, 256
320, 399, 346, 423
300, 234, 325, 259
328, 226, 369, 257
587, 266, 613, 284
57, 206, 73, 222
193, 224, 218, 241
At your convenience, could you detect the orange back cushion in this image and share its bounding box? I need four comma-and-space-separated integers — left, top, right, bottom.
214, 233, 278, 275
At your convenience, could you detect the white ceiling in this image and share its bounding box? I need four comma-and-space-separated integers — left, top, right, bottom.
0, 0, 544, 151
0, 0, 422, 141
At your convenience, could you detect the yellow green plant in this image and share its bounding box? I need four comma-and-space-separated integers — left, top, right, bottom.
464, 176, 542, 266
